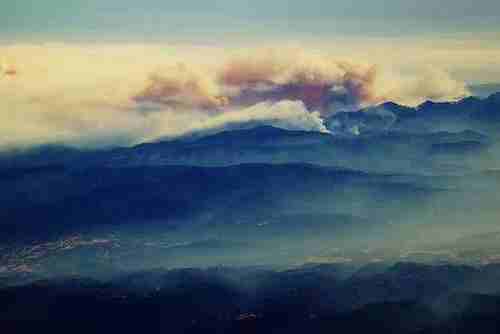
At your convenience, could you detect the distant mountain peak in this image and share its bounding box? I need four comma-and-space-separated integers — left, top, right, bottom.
379, 101, 405, 109
417, 100, 451, 111
487, 91, 500, 103
237, 125, 295, 135
195, 125, 321, 142
460, 96, 482, 103
358, 101, 414, 116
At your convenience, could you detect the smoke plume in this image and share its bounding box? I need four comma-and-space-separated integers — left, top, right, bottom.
0, 44, 471, 150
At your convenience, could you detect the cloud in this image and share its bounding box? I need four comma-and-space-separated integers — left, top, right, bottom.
0, 43, 474, 150
134, 63, 229, 109
218, 49, 382, 112
377, 67, 470, 106
0, 98, 327, 150
217, 49, 466, 112
1, 61, 17, 77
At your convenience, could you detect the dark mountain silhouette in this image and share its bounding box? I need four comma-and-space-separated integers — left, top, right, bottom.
469, 83, 500, 97
328, 92, 500, 135
0, 163, 434, 241
1, 92, 498, 171
2, 93, 500, 333
4, 263, 500, 333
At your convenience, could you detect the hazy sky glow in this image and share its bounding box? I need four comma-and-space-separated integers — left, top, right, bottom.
3, 0, 500, 41
1, 1, 499, 150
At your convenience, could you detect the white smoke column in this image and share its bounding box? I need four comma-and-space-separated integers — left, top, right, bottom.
0, 44, 475, 150
141, 100, 330, 143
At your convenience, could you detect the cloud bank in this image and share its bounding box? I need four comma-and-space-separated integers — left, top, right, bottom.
218, 50, 382, 112
134, 63, 229, 109
0, 44, 470, 150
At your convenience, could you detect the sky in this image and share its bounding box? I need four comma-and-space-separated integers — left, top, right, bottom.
3, 0, 500, 41
1, 0, 500, 150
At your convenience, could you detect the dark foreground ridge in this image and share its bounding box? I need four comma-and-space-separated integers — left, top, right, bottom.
3, 262, 500, 333
2, 92, 500, 333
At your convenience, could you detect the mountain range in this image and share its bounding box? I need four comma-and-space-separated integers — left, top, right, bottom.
2, 92, 500, 332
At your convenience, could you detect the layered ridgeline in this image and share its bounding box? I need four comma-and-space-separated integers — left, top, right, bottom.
1, 93, 500, 282
4, 262, 500, 333
2, 92, 500, 172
